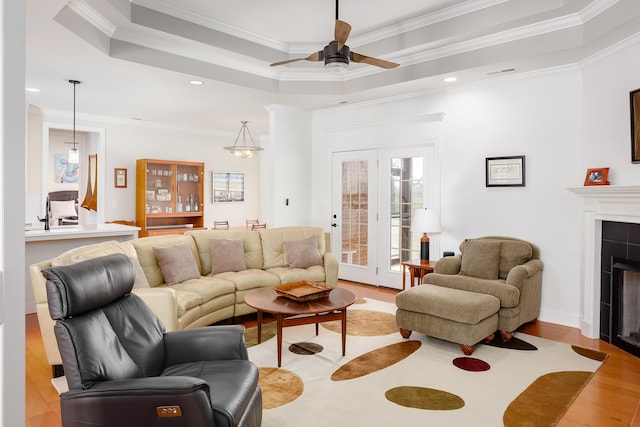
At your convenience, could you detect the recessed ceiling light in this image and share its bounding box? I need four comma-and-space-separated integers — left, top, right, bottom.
189, 80, 204, 85
25, 87, 40, 92
443, 77, 457, 83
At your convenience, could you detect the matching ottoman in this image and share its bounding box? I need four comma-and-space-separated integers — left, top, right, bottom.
395, 284, 500, 355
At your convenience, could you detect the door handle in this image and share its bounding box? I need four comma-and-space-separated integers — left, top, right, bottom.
331, 223, 338, 228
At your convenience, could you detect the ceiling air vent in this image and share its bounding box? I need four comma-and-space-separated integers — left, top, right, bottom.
486, 68, 517, 76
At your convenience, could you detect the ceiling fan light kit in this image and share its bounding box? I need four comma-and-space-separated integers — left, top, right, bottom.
324, 40, 350, 72
270, 1, 398, 71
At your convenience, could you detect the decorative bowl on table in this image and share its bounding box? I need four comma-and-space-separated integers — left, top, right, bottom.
274, 280, 332, 302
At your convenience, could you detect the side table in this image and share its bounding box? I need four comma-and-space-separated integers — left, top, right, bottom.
401, 260, 437, 290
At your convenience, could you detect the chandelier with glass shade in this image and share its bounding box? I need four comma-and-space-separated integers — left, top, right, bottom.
223, 121, 264, 159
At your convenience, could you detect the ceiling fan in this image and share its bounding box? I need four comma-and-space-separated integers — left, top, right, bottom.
270, 0, 399, 71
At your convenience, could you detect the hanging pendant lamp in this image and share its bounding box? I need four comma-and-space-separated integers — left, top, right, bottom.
223, 121, 264, 159
67, 79, 81, 164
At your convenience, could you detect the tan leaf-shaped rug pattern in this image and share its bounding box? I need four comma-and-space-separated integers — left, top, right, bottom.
503, 371, 594, 426
331, 340, 421, 381
258, 367, 303, 409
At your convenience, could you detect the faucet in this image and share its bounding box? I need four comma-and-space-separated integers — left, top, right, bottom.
37, 196, 50, 230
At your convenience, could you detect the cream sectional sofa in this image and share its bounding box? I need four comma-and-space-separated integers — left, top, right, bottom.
30, 226, 338, 374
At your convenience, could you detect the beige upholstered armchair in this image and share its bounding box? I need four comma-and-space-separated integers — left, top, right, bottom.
423, 236, 543, 341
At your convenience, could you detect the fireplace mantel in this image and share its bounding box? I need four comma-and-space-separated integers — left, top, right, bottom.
568, 185, 640, 198
569, 185, 640, 338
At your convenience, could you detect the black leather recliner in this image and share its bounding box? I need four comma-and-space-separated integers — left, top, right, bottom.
43, 253, 262, 427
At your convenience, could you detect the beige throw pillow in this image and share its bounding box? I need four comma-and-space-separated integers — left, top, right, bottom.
460, 239, 502, 280
129, 256, 150, 289
209, 239, 246, 274
153, 244, 200, 285
284, 235, 323, 269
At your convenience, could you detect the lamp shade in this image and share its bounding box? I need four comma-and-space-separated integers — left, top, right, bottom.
411, 208, 441, 234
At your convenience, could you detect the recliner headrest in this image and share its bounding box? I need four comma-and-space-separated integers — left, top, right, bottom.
43, 253, 135, 320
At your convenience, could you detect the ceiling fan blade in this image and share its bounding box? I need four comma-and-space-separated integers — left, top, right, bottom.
270, 51, 323, 67
335, 19, 352, 50
351, 52, 399, 69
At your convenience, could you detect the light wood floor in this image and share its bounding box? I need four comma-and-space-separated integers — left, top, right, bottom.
26, 281, 640, 427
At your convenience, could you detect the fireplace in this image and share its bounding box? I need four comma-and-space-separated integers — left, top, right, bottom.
569, 185, 640, 340
610, 257, 640, 357
599, 220, 640, 357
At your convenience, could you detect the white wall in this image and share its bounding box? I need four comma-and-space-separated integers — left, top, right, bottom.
582, 36, 640, 181
2, 2, 25, 426
312, 67, 585, 327
26, 111, 263, 229
262, 105, 312, 227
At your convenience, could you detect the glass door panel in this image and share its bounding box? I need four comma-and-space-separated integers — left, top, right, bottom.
332, 150, 378, 285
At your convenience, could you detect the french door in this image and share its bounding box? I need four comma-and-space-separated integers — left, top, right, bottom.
332, 148, 430, 289
332, 150, 379, 284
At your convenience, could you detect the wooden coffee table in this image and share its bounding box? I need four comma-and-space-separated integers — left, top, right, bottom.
244, 287, 357, 367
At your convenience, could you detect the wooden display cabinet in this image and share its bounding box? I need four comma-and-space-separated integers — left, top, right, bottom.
136, 159, 205, 237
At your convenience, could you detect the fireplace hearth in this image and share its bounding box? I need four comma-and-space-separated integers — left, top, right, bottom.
600, 220, 640, 357
611, 257, 640, 357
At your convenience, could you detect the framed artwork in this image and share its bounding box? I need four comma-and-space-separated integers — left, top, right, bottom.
584, 167, 610, 186
54, 153, 79, 184
213, 172, 245, 203
485, 156, 525, 187
114, 168, 127, 188
631, 88, 640, 163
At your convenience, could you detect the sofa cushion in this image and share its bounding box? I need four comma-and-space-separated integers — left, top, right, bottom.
50, 241, 149, 289
266, 265, 326, 284
187, 230, 263, 274
209, 239, 247, 274
154, 244, 201, 285
460, 239, 501, 280
423, 273, 521, 308
214, 269, 280, 292
284, 235, 323, 268
498, 240, 533, 279
50, 200, 77, 218
158, 276, 235, 317
261, 227, 326, 269
132, 235, 201, 287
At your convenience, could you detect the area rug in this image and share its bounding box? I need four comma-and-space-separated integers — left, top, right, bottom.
247, 298, 607, 427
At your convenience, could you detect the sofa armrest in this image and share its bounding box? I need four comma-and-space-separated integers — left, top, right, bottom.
432, 255, 462, 275
164, 325, 248, 365
132, 287, 178, 332
324, 252, 339, 287
505, 259, 543, 290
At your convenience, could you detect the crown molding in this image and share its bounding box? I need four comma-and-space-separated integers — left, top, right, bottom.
134, 0, 289, 52
69, 0, 116, 36
350, 0, 508, 47
35, 106, 233, 137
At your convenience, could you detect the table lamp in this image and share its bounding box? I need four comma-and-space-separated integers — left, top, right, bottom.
411, 208, 441, 262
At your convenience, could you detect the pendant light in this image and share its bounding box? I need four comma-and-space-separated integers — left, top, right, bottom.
223, 121, 264, 159
67, 79, 81, 164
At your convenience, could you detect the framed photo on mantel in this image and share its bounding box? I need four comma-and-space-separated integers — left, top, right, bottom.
485, 156, 526, 187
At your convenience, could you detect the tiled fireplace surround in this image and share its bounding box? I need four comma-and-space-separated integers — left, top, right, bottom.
570, 186, 640, 341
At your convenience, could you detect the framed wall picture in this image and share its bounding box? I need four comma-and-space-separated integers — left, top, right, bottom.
114, 168, 127, 188
584, 167, 610, 186
213, 172, 245, 203
485, 156, 525, 187
631, 88, 640, 163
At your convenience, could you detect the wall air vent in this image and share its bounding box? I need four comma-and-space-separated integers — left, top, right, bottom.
486, 68, 517, 76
